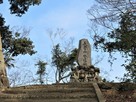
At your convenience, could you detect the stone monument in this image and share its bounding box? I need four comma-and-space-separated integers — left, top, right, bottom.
77, 39, 91, 68
0, 33, 9, 88
70, 39, 101, 83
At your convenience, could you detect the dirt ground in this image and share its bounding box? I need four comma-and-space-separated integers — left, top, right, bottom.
98, 83, 136, 102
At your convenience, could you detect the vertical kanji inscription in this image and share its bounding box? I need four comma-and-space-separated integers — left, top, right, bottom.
77, 39, 91, 68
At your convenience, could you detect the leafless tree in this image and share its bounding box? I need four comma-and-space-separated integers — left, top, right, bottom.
46, 28, 76, 83
88, 0, 136, 30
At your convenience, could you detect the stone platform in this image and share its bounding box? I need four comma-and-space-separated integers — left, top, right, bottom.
0, 83, 105, 102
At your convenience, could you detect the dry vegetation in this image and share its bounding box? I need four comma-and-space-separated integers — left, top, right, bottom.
98, 83, 136, 102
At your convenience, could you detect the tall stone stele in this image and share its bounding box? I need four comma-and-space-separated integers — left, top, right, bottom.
0, 33, 9, 88
77, 39, 92, 68
70, 38, 102, 83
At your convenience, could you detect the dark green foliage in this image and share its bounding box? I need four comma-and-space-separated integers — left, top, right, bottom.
0, 0, 2, 4
68, 48, 78, 65
123, 61, 136, 83
93, 11, 136, 82
88, 0, 136, 82
35, 60, 47, 85
0, 0, 41, 67
12, 37, 36, 56
51, 44, 78, 83
8, 0, 41, 16
51, 44, 69, 83
94, 12, 136, 54
0, 15, 36, 68
0, 0, 41, 16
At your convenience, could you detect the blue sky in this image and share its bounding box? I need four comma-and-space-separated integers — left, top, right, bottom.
0, 0, 126, 85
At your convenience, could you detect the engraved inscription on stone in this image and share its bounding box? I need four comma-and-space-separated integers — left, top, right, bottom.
70, 38, 101, 83
77, 39, 91, 67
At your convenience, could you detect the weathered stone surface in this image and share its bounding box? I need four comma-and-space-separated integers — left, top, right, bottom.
70, 39, 102, 83
0, 83, 99, 102
0, 34, 9, 88
77, 39, 91, 68
93, 83, 106, 102
133, 91, 136, 98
